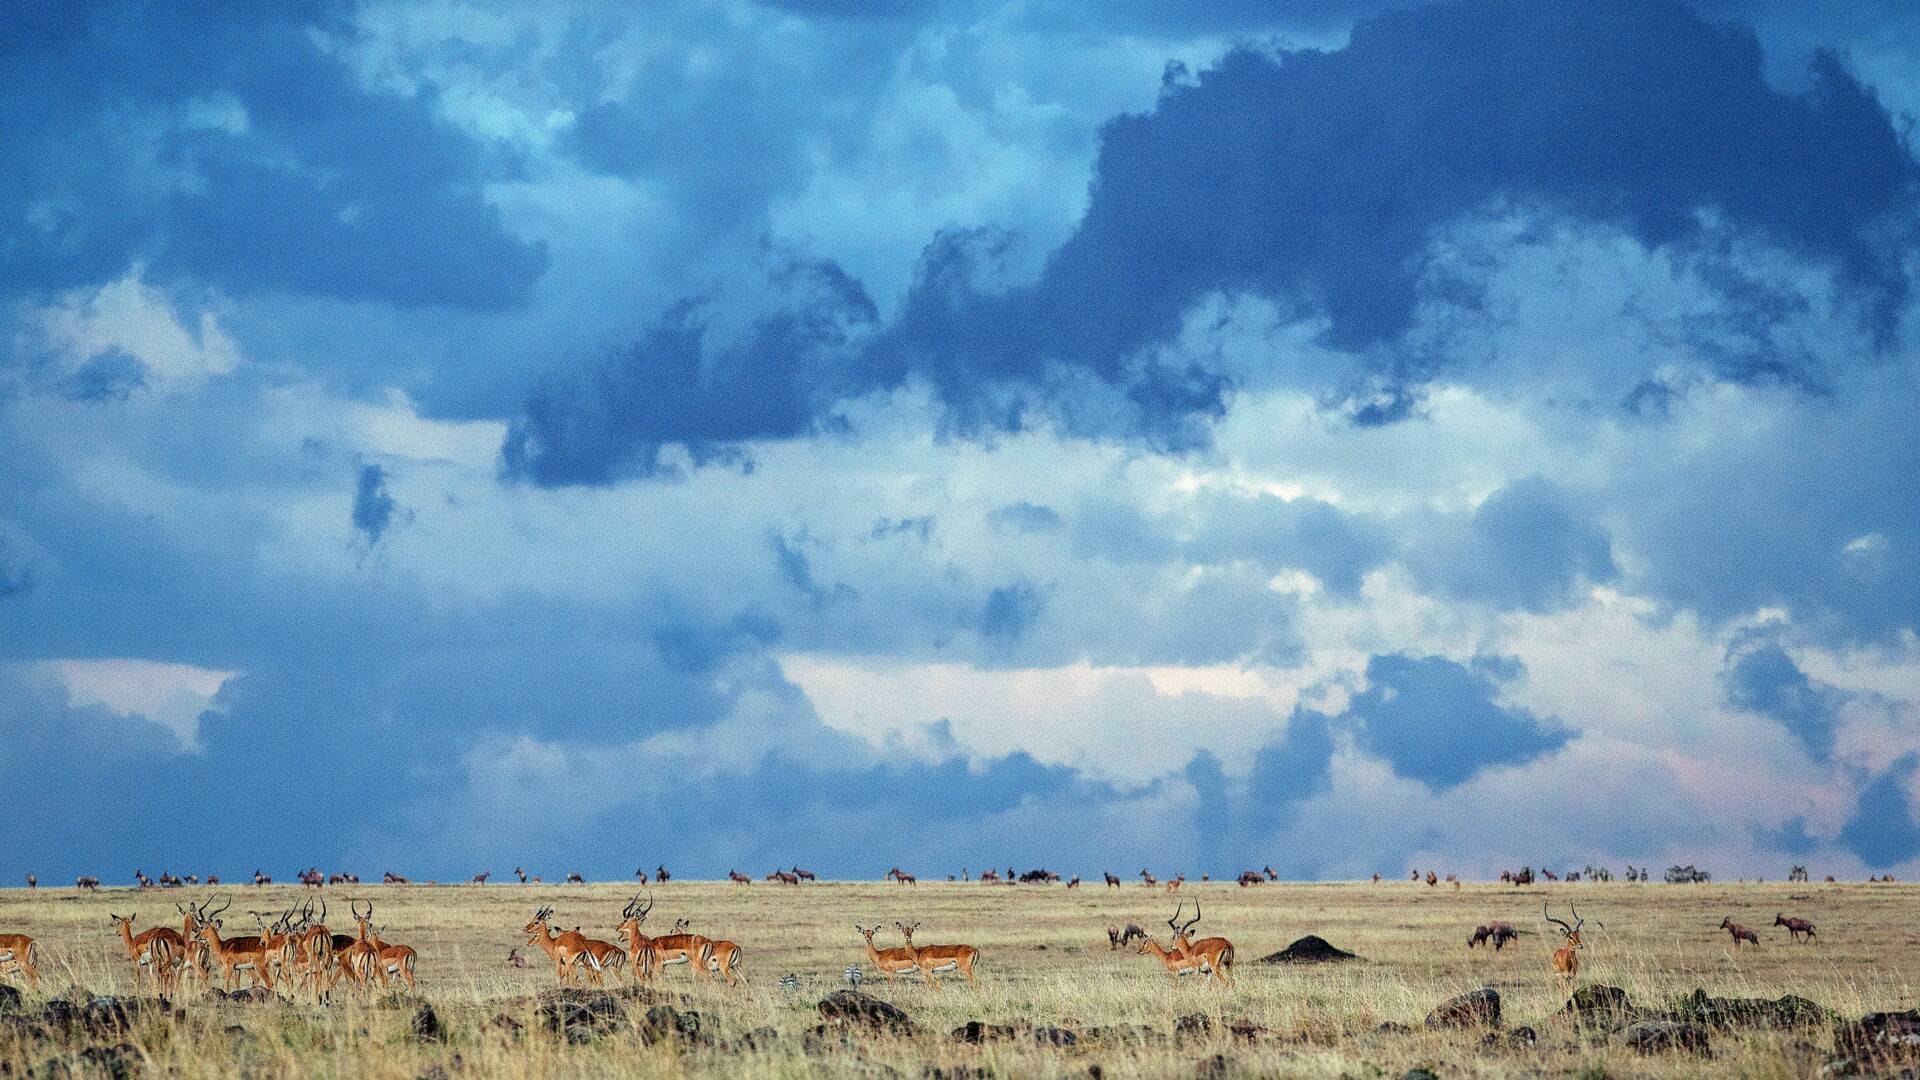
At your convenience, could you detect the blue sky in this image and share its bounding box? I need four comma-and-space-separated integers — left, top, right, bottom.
3, 0, 1919, 882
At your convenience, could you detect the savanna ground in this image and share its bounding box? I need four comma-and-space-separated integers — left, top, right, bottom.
1, 878, 1914, 1078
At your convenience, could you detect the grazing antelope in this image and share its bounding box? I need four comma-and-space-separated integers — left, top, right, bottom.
1109, 922, 1147, 950
1774, 914, 1816, 943
793, 866, 817, 882
768, 869, 799, 885
854, 924, 922, 985
194, 899, 274, 990
886, 866, 917, 884
566, 872, 586, 884
523, 906, 606, 986
0, 931, 40, 987
1165, 901, 1234, 986
1467, 922, 1520, 951
1067, 875, 1081, 888
895, 921, 980, 989
112, 912, 185, 991
728, 870, 751, 884
1104, 871, 1121, 888
76, 876, 100, 891
382, 871, 408, 885
1544, 902, 1583, 979
1719, 916, 1760, 948
1237, 870, 1264, 887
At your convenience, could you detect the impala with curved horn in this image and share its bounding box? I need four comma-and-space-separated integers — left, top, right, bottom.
614, 893, 658, 983
523, 906, 615, 986
895, 920, 979, 989
1165, 900, 1234, 986
193, 898, 274, 990
1544, 901, 1584, 978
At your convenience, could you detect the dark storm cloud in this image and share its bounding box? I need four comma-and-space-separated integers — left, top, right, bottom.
1406, 476, 1618, 613
1840, 755, 1920, 869
980, 582, 1046, 645
1347, 653, 1569, 789
988, 501, 1064, 534
351, 465, 400, 550
1723, 637, 1844, 762
509, 0, 1915, 486
0, 0, 545, 308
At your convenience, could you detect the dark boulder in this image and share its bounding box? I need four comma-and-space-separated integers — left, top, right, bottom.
0, 984, 22, 1014
1834, 1009, 1920, 1062
534, 989, 624, 1040
637, 1004, 708, 1045
408, 1003, 445, 1042
1426, 988, 1501, 1029
1032, 1026, 1077, 1047
818, 990, 913, 1035
1193, 1054, 1233, 1080
1670, 988, 1829, 1030
1174, 1013, 1212, 1037
1625, 1019, 1712, 1057
483, 1013, 525, 1040
1258, 936, 1359, 964
951, 1020, 1019, 1043
1482, 1025, 1537, 1049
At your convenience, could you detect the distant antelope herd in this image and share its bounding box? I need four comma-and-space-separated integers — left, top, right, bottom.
0, 865, 1858, 997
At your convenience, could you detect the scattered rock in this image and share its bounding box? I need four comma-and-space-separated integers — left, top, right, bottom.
637, 1004, 708, 1046
922, 1067, 993, 1080
1426, 988, 1501, 1029
534, 989, 624, 1040
0, 985, 22, 1014
1625, 1019, 1712, 1057
1257, 935, 1360, 964
1401, 1069, 1441, 1080
951, 1020, 1019, 1043
736, 1025, 780, 1051
483, 1013, 524, 1040
1032, 1026, 1078, 1047
1224, 1019, 1267, 1042
818, 991, 913, 1035
1174, 1013, 1212, 1037
408, 1003, 445, 1042
1563, 985, 1635, 1020
36, 1043, 142, 1080
1482, 1025, 1537, 1049
1670, 988, 1829, 1030
1375, 1021, 1413, 1035
1834, 1009, 1920, 1062
802, 1023, 856, 1055
1193, 1053, 1233, 1080
1083, 1024, 1163, 1045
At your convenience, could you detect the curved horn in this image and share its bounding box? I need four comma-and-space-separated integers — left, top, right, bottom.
1543, 900, 1573, 936
1183, 899, 1202, 933
1570, 903, 1584, 932
1167, 901, 1185, 931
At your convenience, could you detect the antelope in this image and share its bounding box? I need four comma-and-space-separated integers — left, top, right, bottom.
522, 906, 603, 985
23, 875, 34, 889
1134, 910, 1221, 984
253, 869, 272, 886
979, 868, 1001, 883
0, 931, 40, 986
382, 871, 407, 885
728, 870, 751, 884
1467, 922, 1520, 951
1140, 869, 1157, 887
1426, 871, 1439, 886
298, 868, 324, 888
76, 876, 100, 891
1264, 866, 1278, 881
1774, 914, 1816, 943
1104, 872, 1121, 888
252, 910, 296, 984
614, 893, 658, 983
514, 867, 529, 884
566, 872, 586, 884
194, 899, 274, 990
1108, 922, 1147, 950
886, 866, 917, 884
768, 869, 799, 885
1165, 901, 1234, 986
1544, 902, 1583, 978
362, 912, 421, 991
634, 868, 650, 884
650, 917, 714, 980
1237, 870, 1264, 887
1166, 874, 1185, 892
1067, 875, 1081, 888
288, 900, 338, 998
472, 872, 490, 885
793, 866, 817, 882
135, 869, 153, 888
507, 947, 529, 969
703, 934, 745, 986
655, 865, 671, 883
568, 929, 622, 987
895, 921, 980, 989
111, 912, 184, 991
1719, 916, 1759, 948
854, 924, 922, 985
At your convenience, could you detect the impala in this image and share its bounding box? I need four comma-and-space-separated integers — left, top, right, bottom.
895, 921, 980, 989
854, 924, 922, 985
1165, 901, 1234, 986
111, 912, 186, 991
0, 930, 39, 987
194, 899, 274, 990
614, 893, 659, 983
335, 900, 380, 991
523, 906, 611, 986
649, 917, 714, 981
289, 900, 338, 998
1544, 902, 1583, 978
356, 904, 420, 990
703, 934, 745, 986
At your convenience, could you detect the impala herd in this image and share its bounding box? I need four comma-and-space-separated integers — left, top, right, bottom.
0, 873, 1841, 997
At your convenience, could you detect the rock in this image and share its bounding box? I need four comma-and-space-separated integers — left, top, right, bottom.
40, 1043, 142, 1080
1032, 1026, 1078, 1047
1257, 935, 1359, 964
1625, 1019, 1712, 1057
922, 1067, 993, 1080
37, 1000, 75, 1030
802, 1023, 856, 1055
736, 1025, 780, 1051
1401, 1069, 1441, 1080
1083, 1024, 1163, 1045
1193, 1054, 1233, 1080
637, 1005, 708, 1045
226, 987, 273, 1005
1482, 1025, 1537, 1049
1425, 988, 1501, 1029
1225, 1019, 1267, 1041
408, 1003, 445, 1042
951, 1020, 1019, 1043
1375, 1021, 1413, 1035
483, 1013, 524, 1040
1564, 985, 1634, 1018
1174, 1013, 1212, 1037
0, 985, 22, 1014
818, 990, 913, 1035
1835, 1009, 1920, 1062
534, 989, 624, 1040
1671, 988, 1830, 1030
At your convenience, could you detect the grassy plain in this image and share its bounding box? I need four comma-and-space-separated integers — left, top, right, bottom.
0, 878, 1913, 1078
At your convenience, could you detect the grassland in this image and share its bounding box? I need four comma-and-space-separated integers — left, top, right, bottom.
1, 878, 1914, 1078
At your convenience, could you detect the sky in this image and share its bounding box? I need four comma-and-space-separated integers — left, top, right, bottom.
2, 0, 1919, 883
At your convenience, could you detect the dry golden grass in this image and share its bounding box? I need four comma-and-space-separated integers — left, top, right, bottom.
1, 878, 1912, 1077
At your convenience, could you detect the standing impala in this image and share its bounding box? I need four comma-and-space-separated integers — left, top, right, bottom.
1164, 901, 1234, 986
1544, 902, 1584, 978
351, 901, 420, 991
895, 921, 980, 989
0, 929, 39, 987
523, 906, 609, 985
111, 913, 185, 991
854, 924, 922, 985
194, 899, 274, 990
649, 918, 714, 981
614, 893, 658, 983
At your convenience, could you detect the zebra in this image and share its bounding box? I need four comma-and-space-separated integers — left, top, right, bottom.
844, 965, 863, 987
779, 972, 800, 994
